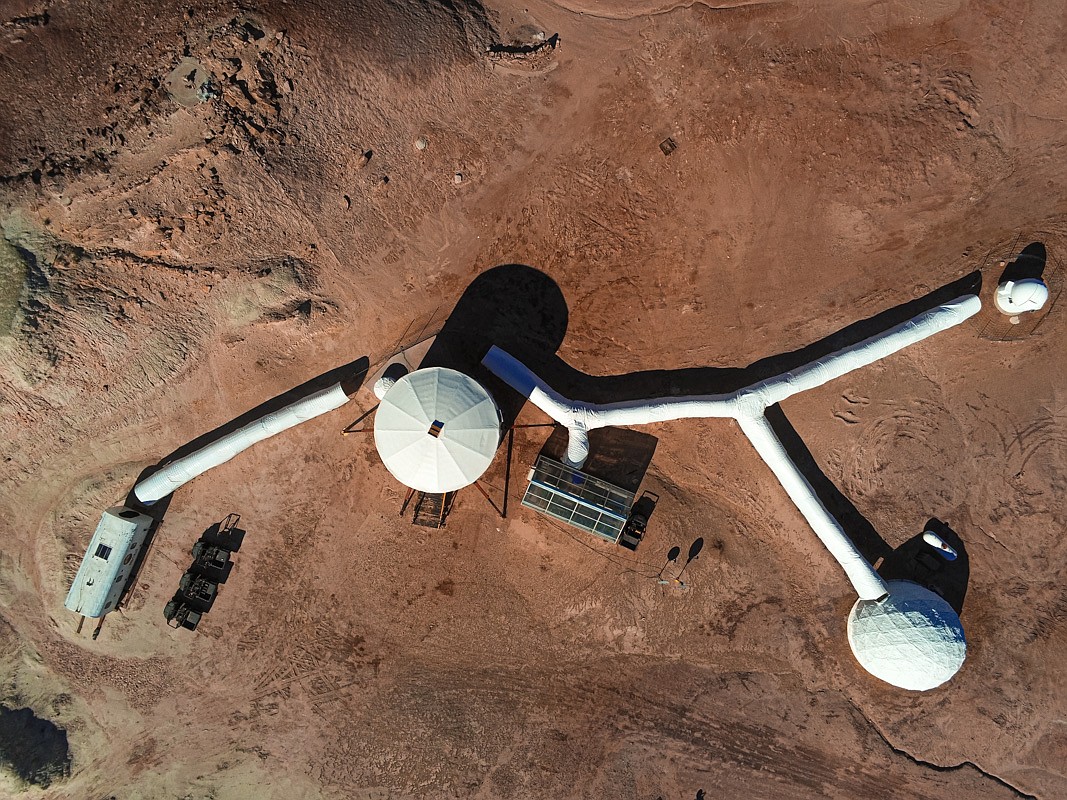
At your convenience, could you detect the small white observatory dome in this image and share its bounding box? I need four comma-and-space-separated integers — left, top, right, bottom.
374, 366, 501, 493
994, 278, 1049, 316
847, 580, 965, 691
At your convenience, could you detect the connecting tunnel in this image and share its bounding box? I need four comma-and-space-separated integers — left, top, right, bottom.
481, 294, 983, 601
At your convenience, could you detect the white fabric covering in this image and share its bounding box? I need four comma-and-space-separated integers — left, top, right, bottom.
737, 415, 889, 601
374, 367, 501, 493
847, 580, 966, 690
482, 294, 981, 602
134, 382, 351, 503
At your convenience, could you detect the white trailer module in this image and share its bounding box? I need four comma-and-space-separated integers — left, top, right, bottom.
64, 507, 153, 618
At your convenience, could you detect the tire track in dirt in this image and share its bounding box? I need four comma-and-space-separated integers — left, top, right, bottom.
842, 396, 964, 511
224, 500, 384, 724
312, 659, 1027, 798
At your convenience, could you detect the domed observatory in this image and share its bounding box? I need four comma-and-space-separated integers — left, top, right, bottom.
847, 580, 966, 691
994, 278, 1049, 318
374, 367, 502, 495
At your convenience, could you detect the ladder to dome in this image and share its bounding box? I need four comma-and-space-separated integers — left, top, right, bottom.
411, 491, 455, 528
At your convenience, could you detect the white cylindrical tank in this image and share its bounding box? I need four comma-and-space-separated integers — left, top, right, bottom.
373, 362, 410, 400
994, 278, 1049, 316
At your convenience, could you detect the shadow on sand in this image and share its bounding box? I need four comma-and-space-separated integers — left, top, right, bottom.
418, 264, 569, 431
999, 241, 1047, 285
764, 403, 892, 562
539, 425, 658, 494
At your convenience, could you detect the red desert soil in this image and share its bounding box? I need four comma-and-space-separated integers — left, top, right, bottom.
1, 0, 1065, 797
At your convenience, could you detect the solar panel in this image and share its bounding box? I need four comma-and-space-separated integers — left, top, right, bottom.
521, 456, 635, 542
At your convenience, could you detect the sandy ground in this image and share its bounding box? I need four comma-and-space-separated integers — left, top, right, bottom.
1, 0, 1065, 797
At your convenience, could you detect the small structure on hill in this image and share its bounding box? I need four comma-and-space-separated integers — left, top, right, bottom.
64, 507, 153, 626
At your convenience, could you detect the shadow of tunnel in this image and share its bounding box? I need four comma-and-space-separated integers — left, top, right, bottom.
763, 403, 892, 564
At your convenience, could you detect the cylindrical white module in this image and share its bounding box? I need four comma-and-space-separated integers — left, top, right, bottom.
736, 414, 889, 601
134, 382, 351, 503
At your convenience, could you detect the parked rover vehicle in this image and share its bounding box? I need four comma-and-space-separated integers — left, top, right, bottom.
619, 491, 659, 551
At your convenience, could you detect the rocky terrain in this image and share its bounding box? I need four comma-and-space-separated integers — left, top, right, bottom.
1, 0, 1065, 798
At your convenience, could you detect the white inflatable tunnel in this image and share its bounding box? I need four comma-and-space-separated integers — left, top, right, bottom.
482, 294, 982, 601
134, 382, 351, 503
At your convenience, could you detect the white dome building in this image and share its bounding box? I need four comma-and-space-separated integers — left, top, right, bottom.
374, 367, 501, 494
994, 278, 1049, 316
847, 580, 966, 691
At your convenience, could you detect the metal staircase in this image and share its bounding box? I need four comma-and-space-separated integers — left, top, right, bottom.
411, 492, 455, 528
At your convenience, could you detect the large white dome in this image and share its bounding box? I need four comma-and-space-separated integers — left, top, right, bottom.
374, 367, 501, 493
847, 580, 966, 691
